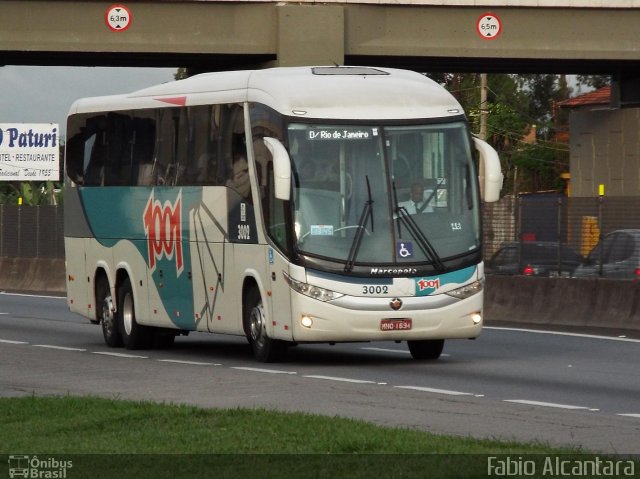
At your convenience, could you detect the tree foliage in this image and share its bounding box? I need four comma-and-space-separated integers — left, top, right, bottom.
0, 181, 63, 205
576, 74, 611, 90
428, 72, 578, 196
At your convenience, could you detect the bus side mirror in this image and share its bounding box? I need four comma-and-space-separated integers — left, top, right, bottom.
473, 137, 503, 202
263, 137, 291, 201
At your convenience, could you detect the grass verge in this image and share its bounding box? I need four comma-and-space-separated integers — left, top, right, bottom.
1, 396, 633, 479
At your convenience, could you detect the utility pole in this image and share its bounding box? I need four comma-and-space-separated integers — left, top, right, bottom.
479, 73, 488, 141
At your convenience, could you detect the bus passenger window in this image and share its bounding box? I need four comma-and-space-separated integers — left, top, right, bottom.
155, 109, 178, 186
226, 153, 251, 199
84, 118, 108, 186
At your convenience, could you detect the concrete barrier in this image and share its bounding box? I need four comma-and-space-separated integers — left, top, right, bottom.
0, 257, 66, 294
484, 275, 640, 332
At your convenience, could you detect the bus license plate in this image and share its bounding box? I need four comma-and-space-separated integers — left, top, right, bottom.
380, 318, 412, 331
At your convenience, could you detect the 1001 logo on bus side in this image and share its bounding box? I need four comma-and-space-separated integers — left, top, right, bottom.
143, 189, 184, 276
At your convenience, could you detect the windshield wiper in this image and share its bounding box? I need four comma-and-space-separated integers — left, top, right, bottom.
392, 180, 445, 272
344, 176, 374, 273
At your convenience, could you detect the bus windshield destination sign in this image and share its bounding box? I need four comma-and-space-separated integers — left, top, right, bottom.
308, 128, 377, 141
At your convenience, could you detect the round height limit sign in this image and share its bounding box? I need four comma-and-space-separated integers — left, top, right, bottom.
105, 4, 132, 32
476, 13, 502, 40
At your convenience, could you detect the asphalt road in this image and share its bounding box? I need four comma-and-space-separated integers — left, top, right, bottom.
1, 291, 639, 454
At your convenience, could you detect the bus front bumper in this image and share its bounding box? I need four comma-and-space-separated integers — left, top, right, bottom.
287, 290, 484, 343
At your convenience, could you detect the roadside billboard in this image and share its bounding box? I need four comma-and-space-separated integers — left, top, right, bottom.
0, 123, 60, 181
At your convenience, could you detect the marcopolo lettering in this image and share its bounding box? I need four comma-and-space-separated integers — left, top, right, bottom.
0, 125, 58, 148
370, 267, 418, 275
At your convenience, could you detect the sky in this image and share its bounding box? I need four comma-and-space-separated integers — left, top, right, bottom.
0, 66, 176, 140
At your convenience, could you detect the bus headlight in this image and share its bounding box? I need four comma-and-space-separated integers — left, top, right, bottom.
283, 273, 344, 302
445, 280, 483, 299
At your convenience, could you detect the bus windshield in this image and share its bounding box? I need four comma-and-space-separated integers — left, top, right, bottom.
288, 121, 481, 271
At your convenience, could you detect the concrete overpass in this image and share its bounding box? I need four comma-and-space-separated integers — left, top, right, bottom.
1, 0, 639, 99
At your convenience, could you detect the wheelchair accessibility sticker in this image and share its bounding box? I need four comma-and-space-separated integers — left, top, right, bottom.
397, 241, 413, 259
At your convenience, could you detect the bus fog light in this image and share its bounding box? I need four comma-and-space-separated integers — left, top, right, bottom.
471, 312, 482, 324
301, 316, 314, 328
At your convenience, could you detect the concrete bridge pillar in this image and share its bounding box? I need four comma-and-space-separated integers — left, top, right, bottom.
275, 4, 344, 67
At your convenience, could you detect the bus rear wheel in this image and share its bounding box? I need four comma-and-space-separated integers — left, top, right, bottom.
98, 278, 122, 347
245, 288, 285, 363
407, 339, 444, 360
118, 278, 153, 350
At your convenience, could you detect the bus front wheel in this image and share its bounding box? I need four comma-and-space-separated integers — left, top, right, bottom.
245, 288, 285, 363
407, 339, 444, 360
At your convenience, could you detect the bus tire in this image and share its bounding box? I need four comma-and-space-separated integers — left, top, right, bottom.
98, 278, 122, 347
407, 339, 444, 360
245, 288, 285, 363
118, 278, 152, 350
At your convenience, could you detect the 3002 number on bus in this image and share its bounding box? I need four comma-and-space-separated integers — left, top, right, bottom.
362, 285, 389, 295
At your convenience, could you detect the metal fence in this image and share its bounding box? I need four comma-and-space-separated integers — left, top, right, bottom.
3, 197, 640, 279
0, 205, 64, 259
483, 193, 640, 279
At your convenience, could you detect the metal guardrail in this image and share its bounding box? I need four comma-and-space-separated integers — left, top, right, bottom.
0, 205, 64, 259
483, 193, 640, 279
3, 195, 640, 278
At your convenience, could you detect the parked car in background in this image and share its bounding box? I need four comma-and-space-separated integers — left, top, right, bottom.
485, 241, 584, 277
573, 229, 640, 280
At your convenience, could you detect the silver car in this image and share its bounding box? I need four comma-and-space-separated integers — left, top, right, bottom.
573, 229, 640, 280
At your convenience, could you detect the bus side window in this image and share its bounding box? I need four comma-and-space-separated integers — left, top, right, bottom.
65, 114, 98, 186
103, 112, 132, 186
155, 108, 178, 186
182, 106, 215, 185
250, 102, 288, 252
262, 157, 289, 255
174, 107, 191, 185
222, 104, 249, 198
132, 114, 156, 186
84, 116, 108, 186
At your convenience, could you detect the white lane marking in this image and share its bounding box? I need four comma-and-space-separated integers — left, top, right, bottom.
0, 312, 8, 315
158, 359, 221, 366
486, 326, 640, 344
0, 339, 28, 345
504, 399, 592, 410
232, 367, 297, 375
91, 351, 148, 359
617, 414, 640, 418
303, 375, 377, 384
0, 291, 65, 300
394, 385, 474, 396
33, 344, 86, 352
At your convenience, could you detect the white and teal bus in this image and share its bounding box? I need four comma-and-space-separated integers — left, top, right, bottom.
64, 66, 502, 362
